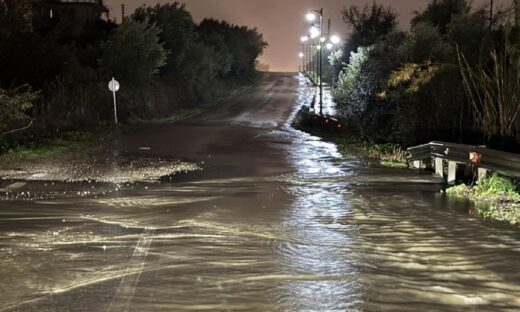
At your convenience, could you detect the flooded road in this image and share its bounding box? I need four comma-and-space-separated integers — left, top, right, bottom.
1, 73, 520, 311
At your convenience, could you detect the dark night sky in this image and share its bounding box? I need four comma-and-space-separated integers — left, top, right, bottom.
105, 0, 512, 72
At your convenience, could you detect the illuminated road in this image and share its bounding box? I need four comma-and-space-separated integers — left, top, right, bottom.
1, 73, 520, 311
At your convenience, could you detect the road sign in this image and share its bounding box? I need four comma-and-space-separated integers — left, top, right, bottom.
108, 77, 120, 125
108, 78, 120, 92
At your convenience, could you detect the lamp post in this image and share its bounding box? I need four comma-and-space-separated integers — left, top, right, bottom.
299, 52, 305, 73
307, 9, 324, 115
301, 36, 309, 75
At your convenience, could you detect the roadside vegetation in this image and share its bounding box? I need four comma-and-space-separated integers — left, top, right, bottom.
0, 130, 106, 167
294, 119, 407, 168
324, 0, 519, 152
446, 174, 520, 225
299, 0, 520, 223
0, 1, 267, 158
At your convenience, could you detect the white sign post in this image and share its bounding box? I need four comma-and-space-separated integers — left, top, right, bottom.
108, 77, 120, 125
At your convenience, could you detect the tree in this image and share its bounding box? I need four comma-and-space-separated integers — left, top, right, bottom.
133, 3, 198, 77
99, 19, 167, 87
198, 19, 267, 80
342, 2, 398, 48
197, 20, 233, 78
0, 86, 39, 134
459, 40, 520, 142
400, 22, 452, 64
0, 0, 33, 38
411, 0, 470, 35
334, 47, 371, 126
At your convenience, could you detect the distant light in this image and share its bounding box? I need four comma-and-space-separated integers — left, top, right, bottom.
299, 52, 304, 58
309, 26, 320, 38
316, 45, 322, 50
326, 43, 333, 50
301, 36, 309, 42
330, 35, 341, 45
306, 13, 317, 22
320, 37, 326, 43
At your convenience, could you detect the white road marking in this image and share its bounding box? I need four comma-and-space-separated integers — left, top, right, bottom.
0, 182, 27, 192
108, 228, 154, 312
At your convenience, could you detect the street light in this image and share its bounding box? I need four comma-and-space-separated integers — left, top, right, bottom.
306, 8, 324, 115
301, 36, 309, 42
306, 13, 317, 22
299, 52, 304, 58
309, 26, 320, 38
326, 42, 333, 50
330, 35, 341, 45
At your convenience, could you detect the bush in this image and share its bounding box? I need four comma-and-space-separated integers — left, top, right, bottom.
475, 174, 519, 198
0, 86, 39, 134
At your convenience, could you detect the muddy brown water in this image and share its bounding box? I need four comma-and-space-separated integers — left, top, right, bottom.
1, 73, 520, 311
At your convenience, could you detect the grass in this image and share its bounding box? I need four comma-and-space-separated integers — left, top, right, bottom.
446, 173, 520, 225
362, 142, 407, 168
294, 120, 408, 168
0, 129, 110, 167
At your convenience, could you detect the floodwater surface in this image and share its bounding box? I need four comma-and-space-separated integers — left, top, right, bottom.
1, 74, 520, 311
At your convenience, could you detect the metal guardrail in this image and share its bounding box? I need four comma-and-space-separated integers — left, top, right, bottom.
407, 141, 520, 178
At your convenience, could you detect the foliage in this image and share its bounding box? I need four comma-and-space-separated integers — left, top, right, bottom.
332, 0, 515, 148
475, 173, 519, 198
133, 3, 198, 78
132, 5, 266, 106
342, 3, 398, 48
458, 41, 520, 140
0, 0, 33, 37
199, 19, 267, 80
0, 86, 39, 134
333, 47, 371, 124
400, 22, 452, 63
446, 173, 520, 225
0, 130, 101, 164
100, 19, 167, 87
411, 0, 470, 34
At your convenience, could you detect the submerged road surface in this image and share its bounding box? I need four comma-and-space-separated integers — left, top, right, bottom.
1, 73, 520, 311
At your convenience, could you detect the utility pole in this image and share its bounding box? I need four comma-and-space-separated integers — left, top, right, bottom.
121, 4, 125, 22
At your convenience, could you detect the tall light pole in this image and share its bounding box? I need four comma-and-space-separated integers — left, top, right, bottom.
299, 52, 305, 73
307, 9, 324, 115
301, 36, 309, 75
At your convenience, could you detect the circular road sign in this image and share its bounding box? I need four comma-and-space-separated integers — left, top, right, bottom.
108, 79, 120, 92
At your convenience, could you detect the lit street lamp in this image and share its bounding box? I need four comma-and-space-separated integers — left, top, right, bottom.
301, 36, 310, 74
306, 8, 324, 115
306, 13, 317, 22
309, 26, 320, 39
330, 34, 341, 45
298, 52, 305, 73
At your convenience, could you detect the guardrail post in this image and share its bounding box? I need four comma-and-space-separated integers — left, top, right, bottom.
477, 168, 488, 181
448, 161, 457, 184
434, 158, 444, 178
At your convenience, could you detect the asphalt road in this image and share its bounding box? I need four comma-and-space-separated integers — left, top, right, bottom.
1, 73, 520, 311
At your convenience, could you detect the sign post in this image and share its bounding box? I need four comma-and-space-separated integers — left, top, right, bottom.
108, 77, 120, 125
